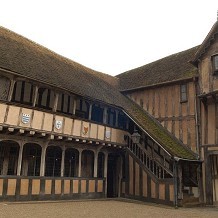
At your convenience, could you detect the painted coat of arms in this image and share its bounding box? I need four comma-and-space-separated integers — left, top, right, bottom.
82, 126, 89, 135
55, 120, 62, 130
21, 113, 31, 124
105, 130, 111, 139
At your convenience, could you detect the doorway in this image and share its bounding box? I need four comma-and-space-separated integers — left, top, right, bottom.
107, 154, 119, 198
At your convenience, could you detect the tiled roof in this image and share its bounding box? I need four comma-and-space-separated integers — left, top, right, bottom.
0, 26, 197, 160
116, 46, 199, 91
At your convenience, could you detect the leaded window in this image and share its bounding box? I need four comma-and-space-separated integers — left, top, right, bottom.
0, 76, 10, 101
12, 80, 34, 105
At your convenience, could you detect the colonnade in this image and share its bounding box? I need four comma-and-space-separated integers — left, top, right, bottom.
0, 139, 109, 179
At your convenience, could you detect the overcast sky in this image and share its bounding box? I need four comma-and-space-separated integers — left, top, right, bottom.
0, 0, 217, 76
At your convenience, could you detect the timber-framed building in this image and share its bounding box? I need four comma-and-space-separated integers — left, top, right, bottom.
0, 18, 218, 206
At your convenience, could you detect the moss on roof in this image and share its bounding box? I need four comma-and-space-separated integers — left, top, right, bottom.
0, 26, 197, 160
116, 46, 199, 91
121, 98, 197, 159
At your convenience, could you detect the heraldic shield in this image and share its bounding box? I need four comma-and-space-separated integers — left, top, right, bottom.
21, 113, 30, 124
55, 120, 62, 130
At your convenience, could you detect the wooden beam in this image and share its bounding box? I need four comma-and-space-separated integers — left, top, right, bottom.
19, 129, 25, 134
8, 127, 14, 132
30, 131, 35, 135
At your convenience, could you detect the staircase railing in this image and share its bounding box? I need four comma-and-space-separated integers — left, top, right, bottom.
126, 135, 173, 179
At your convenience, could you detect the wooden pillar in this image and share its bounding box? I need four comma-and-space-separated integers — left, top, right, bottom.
88, 103, 93, 120
103, 107, 108, 124
40, 143, 48, 176
17, 142, 24, 176
73, 97, 77, 115
177, 163, 183, 200
2, 146, 9, 175
33, 86, 38, 107
94, 151, 98, 177
61, 146, 65, 177
115, 110, 119, 128
205, 150, 213, 204
53, 93, 59, 112
78, 150, 82, 177
104, 153, 108, 196
8, 78, 15, 102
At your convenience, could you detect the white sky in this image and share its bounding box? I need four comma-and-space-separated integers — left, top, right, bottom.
0, 0, 217, 76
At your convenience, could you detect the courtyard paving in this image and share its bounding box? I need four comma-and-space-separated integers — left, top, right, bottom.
0, 199, 218, 218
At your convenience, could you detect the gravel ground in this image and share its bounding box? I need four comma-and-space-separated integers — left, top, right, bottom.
0, 199, 218, 218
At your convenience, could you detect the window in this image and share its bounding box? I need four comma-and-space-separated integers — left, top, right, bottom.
45, 146, 62, 177
107, 108, 116, 126
57, 93, 74, 115
12, 81, 34, 105
36, 88, 55, 110
118, 111, 128, 129
180, 84, 188, 102
213, 55, 218, 73
91, 104, 104, 123
22, 143, 41, 176
64, 148, 79, 177
0, 76, 10, 101
75, 99, 90, 119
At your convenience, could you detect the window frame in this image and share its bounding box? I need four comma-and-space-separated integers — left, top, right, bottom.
212, 55, 218, 74
180, 84, 188, 103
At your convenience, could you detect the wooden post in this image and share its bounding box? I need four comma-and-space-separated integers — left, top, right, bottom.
40, 142, 48, 176
73, 97, 77, 115
115, 110, 119, 128
61, 145, 65, 177
17, 142, 24, 176
103, 107, 108, 124
33, 86, 38, 107
53, 93, 59, 112
88, 103, 93, 120
94, 151, 98, 177
205, 150, 213, 204
78, 149, 82, 177
104, 153, 108, 196
8, 78, 15, 102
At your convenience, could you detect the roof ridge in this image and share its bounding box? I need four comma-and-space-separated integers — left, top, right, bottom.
116, 45, 199, 78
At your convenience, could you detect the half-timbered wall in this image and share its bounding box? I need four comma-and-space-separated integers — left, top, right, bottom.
126, 81, 197, 151
122, 153, 174, 205
198, 39, 218, 94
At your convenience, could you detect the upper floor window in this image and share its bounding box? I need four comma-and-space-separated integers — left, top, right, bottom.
118, 111, 128, 130
12, 80, 34, 105
57, 93, 74, 115
91, 104, 104, 123
212, 55, 218, 74
0, 76, 10, 101
75, 99, 90, 119
36, 88, 55, 110
180, 84, 188, 103
107, 108, 116, 126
